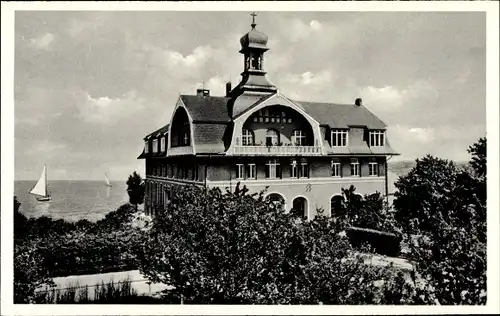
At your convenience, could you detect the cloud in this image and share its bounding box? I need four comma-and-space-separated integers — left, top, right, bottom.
387, 124, 484, 162
30, 32, 55, 50
80, 90, 146, 124
284, 18, 326, 43
360, 80, 438, 109
408, 127, 435, 143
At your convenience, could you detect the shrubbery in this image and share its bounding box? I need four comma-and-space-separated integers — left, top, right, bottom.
14, 199, 145, 302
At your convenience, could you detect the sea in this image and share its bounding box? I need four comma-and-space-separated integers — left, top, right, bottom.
13, 165, 411, 222
14, 181, 130, 222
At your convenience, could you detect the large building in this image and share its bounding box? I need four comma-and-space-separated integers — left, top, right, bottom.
138, 17, 399, 219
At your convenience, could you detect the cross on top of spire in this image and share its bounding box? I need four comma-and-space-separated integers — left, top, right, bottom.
251, 12, 257, 29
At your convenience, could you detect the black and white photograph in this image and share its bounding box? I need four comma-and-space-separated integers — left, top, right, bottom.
1, 1, 499, 314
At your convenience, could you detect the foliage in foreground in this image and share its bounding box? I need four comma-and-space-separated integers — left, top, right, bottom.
14, 197, 146, 303
138, 184, 405, 304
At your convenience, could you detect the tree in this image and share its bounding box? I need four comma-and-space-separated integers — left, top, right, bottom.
468, 137, 486, 179
137, 183, 398, 304
126, 171, 145, 212
392, 138, 487, 304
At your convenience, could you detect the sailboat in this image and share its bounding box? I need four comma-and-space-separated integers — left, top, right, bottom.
30, 165, 51, 202
105, 173, 112, 187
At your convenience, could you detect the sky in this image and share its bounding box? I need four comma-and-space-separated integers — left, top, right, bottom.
14, 11, 486, 181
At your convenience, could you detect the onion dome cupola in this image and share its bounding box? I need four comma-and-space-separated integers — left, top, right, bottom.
229, 12, 277, 98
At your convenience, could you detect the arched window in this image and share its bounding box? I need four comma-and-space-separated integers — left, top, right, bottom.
266, 129, 280, 146
291, 129, 306, 146
330, 195, 345, 216
242, 129, 254, 146
291, 197, 308, 219
266, 193, 285, 210
171, 107, 191, 147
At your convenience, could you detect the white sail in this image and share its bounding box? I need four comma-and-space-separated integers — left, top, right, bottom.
30, 166, 47, 197
105, 173, 111, 186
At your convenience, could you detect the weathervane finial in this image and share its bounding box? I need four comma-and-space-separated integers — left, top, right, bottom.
251, 12, 257, 29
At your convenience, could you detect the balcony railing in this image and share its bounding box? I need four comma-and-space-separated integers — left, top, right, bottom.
167, 146, 194, 156
233, 145, 322, 156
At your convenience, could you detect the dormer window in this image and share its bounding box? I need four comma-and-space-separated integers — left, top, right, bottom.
242, 129, 255, 146
331, 129, 348, 147
369, 130, 385, 147
160, 137, 166, 152
152, 139, 158, 153
144, 140, 149, 154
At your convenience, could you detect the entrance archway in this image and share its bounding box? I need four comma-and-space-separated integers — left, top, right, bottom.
330, 195, 345, 216
291, 196, 308, 219
265, 193, 286, 210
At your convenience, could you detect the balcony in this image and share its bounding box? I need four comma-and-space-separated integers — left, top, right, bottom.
232, 145, 322, 156
167, 146, 194, 156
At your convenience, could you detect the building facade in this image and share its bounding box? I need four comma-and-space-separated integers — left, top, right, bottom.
138, 19, 399, 219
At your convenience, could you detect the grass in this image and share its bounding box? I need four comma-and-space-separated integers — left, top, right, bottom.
35, 278, 141, 304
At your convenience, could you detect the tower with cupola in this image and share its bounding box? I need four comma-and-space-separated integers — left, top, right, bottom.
230, 13, 277, 98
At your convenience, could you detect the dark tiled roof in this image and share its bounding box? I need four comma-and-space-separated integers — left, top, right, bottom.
296, 101, 387, 129
180, 95, 231, 123
144, 124, 169, 140
192, 123, 227, 154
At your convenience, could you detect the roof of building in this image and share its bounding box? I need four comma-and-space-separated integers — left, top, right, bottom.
296, 101, 388, 129
240, 26, 268, 50
180, 95, 231, 123
144, 124, 169, 140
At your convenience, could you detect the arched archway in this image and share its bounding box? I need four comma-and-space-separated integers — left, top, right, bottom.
291, 196, 308, 219
330, 195, 345, 216
265, 193, 286, 210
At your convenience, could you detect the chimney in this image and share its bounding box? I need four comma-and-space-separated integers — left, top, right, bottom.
197, 89, 210, 97
226, 82, 232, 97
355, 98, 363, 106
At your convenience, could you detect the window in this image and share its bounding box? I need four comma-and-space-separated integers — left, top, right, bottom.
369, 162, 379, 176
266, 159, 281, 179
247, 163, 256, 179
291, 130, 306, 146
144, 141, 149, 153
331, 159, 341, 177
290, 159, 298, 178
236, 164, 245, 180
242, 129, 254, 146
300, 160, 309, 178
160, 137, 166, 152
350, 158, 360, 176
182, 132, 190, 146
266, 129, 280, 146
152, 139, 158, 153
369, 130, 385, 147
331, 129, 348, 147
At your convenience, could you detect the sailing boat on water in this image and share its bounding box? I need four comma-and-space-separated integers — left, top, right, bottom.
30, 165, 51, 202
105, 173, 112, 187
